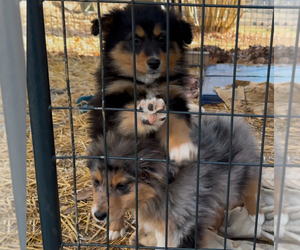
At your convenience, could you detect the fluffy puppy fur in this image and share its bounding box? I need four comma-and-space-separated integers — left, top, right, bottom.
89, 4, 196, 163
86, 116, 262, 248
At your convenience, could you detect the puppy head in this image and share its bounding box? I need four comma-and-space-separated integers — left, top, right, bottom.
86, 132, 178, 222
91, 4, 193, 84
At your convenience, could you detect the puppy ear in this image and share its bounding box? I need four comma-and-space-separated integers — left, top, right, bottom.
85, 137, 104, 157
140, 164, 164, 184
91, 11, 121, 38
140, 165, 179, 185
168, 164, 180, 183
91, 19, 99, 36
180, 20, 193, 45
101, 13, 116, 36
85, 141, 95, 156
140, 170, 151, 183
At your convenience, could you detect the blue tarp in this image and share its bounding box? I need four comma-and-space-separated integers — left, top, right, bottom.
202, 64, 300, 104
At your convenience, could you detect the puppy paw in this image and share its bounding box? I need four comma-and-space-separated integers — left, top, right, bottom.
170, 142, 198, 163
129, 228, 157, 248
109, 228, 126, 241
139, 98, 165, 114
274, 213, 289, 226
109, 216, 126, 241
138, 98, 166, 129
250, 213, 265, 225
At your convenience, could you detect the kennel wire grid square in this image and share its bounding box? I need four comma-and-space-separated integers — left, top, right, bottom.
26, 0, 297, 250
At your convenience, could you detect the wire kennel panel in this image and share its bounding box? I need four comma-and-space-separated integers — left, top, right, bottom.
27, 0, 299, 250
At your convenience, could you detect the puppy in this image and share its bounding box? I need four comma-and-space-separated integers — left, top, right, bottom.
89, 4, 196, 162
86, 116, 263, 247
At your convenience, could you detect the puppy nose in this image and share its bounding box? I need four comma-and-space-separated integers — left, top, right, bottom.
147, 58, 160, 70
94, 211, 107, 221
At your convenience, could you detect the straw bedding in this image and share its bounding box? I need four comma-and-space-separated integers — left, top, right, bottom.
15, 2, 294, 249
22, 51, 278, 250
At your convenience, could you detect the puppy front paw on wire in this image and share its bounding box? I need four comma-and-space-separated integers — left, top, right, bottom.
137, 97, 166, 130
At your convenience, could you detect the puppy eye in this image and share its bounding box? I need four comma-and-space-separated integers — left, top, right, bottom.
93, 179, 100, 186
116, 183, 127, 191
135, 35, 142, 45
158, 35, 166, 44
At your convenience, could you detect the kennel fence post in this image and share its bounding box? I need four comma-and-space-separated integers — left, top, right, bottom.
0, 1, 26, 249
27, 0, 62, 249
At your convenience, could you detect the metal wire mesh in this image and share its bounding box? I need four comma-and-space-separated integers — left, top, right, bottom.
26, 0, 300, 250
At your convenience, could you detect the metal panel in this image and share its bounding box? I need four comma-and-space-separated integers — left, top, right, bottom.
27, 0, 62, 249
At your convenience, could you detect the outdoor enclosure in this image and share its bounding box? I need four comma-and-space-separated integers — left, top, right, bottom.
23, 0, 300, 250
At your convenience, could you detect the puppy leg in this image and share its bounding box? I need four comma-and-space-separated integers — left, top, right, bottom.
211, 208, 225, 233
129, 227, 157, 250
109, 216, 126, 241
243, 179, 265, 225
160, 114, 197, 163
158, 85, 197, 162
155, 230, 166, 249
155, 227, 182, 249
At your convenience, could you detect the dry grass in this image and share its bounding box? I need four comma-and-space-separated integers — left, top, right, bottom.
18, 1, 298, 249
25, 53, 300, 249
26, 53, 133, 249
23, 51, 279, 249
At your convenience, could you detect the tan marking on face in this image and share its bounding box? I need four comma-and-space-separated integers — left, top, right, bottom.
159, 43, 181, 77
111, 172, 128, 187
95, 169, 103, 184
136, 25, 145, 38
91, 164, 157, 221
153, 24, 162, 37
110, 182, 156, 215
109, 43, 149, 77
111, 182, 156, 221
136, 50, 149, 73
137, 183, 156, 203
110, 43, 134, 75
108, 191, 124, 220
91, 169, 107, 213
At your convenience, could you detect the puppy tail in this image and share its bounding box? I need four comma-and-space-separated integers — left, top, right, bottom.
91, 19, 99, 36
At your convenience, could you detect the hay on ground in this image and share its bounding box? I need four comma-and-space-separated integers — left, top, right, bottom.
24, 53, 279, 249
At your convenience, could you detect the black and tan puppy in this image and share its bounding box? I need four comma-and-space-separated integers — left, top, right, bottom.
87, 116, 264, 247
89, 4, 196, 162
